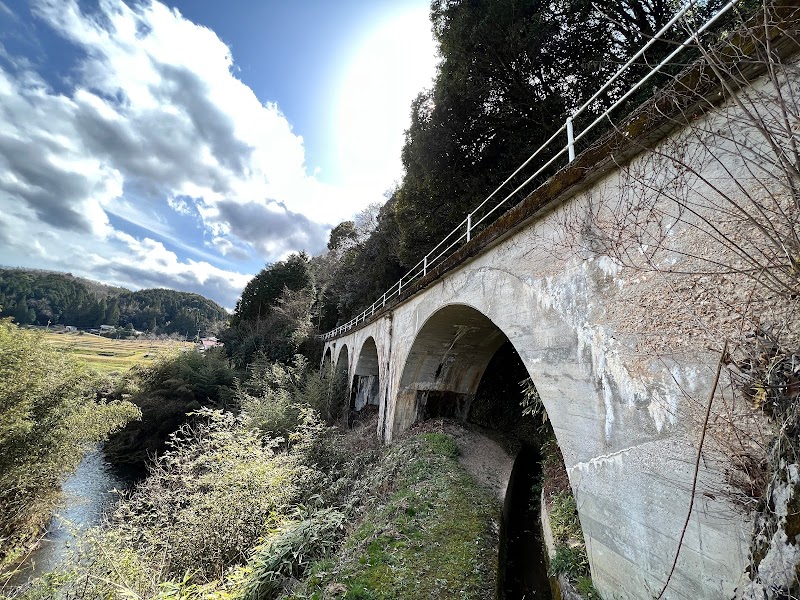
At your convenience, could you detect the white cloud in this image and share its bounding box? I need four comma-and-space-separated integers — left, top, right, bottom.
6, 0, 344, 253
0, 0, 437, 306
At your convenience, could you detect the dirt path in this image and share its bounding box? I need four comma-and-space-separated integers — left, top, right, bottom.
412, 419, 515, 502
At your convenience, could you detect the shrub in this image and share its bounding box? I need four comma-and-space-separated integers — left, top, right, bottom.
236, 355, 347, 441
104, 348, 236, 472
111, 409, 314, 582
549, 491, 581, 545
239, 508, 346, 600
543, 457, 597, 595
576, 575, 602, 599
549, 545, 589, 579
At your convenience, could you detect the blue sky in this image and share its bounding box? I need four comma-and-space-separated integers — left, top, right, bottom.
0, 0, 436, 308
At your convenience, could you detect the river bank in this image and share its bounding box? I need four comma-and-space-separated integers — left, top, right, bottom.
2, 447, 133, 593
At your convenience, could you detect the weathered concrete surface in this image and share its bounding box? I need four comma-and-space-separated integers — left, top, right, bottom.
325, 220, 751, 598
326, 318, 394, 427
321, 47, 800, 600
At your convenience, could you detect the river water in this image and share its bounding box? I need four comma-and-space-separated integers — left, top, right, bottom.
6, 447, 131, 588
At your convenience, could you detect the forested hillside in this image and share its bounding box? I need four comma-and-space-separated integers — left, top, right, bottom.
0, 268, 228, 335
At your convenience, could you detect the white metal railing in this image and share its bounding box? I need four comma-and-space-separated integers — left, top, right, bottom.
323, 0, 738, 341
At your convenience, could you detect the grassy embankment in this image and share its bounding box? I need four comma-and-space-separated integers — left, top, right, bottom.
3, 346, 501, 599
7, 420, 500, 600
40, 331, 193, 373
290, 431, 499, 599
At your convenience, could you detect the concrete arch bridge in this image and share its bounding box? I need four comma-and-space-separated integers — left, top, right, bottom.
323, 12, 799, 599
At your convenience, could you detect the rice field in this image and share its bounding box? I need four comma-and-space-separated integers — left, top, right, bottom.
41, 331, 194, 374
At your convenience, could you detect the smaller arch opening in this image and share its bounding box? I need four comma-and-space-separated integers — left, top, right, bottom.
326, 345, 350, 425
335, 345, 349, 377
351, 338, 380, 423
322, 348, 332, 372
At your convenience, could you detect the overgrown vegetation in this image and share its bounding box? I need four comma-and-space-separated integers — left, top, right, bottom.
103, 348, 237, 473
222, 254, 317, 369
0, 320, 140, 573
3, 354, 499, 600
730, 331, 800, 596
288, 432, 499, 600
518, 370, 598, 600
540, 442, 598, 599
5, 1, 794, 598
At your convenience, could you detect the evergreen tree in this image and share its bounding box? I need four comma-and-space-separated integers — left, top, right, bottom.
394, 0, 720, 265
232, 253, 312, 326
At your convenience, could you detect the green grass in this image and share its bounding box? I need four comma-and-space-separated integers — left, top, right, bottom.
40, 331, 193, 374
291, 432, 500, 600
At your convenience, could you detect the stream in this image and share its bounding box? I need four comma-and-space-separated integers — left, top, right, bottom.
5, 446, 133, 589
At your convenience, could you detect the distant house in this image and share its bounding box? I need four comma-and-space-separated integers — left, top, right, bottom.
99, 324, 116, 333
198, 337, 222, 352
65, 325, 77, 332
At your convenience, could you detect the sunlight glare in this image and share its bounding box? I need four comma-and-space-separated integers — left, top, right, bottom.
334, 8, 437, 203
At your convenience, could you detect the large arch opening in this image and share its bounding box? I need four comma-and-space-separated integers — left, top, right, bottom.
351, 337, 380, 420
392, 305, 507, 432
393, 304, 580, 599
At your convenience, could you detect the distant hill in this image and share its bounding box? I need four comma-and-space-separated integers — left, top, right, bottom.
0, 268, 228, 335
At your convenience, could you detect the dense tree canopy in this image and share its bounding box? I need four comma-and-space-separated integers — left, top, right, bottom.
394, 0, 707, 264
222, 253, 317, 368
231, 253, 313, 326
104, 349, 236, 472
315, 197, 405, 330
308, 0, 728, 331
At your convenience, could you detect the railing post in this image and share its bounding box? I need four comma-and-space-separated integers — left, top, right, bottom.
398, 277, 402, 295
423, 255, 428, 276
382, 292, 386, 307
466, 213, 472, 242
566, 116, 575, 162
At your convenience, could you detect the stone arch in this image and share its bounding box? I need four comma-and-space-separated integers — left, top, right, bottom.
391, 303, 559, 596
351, 337, 380, 413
